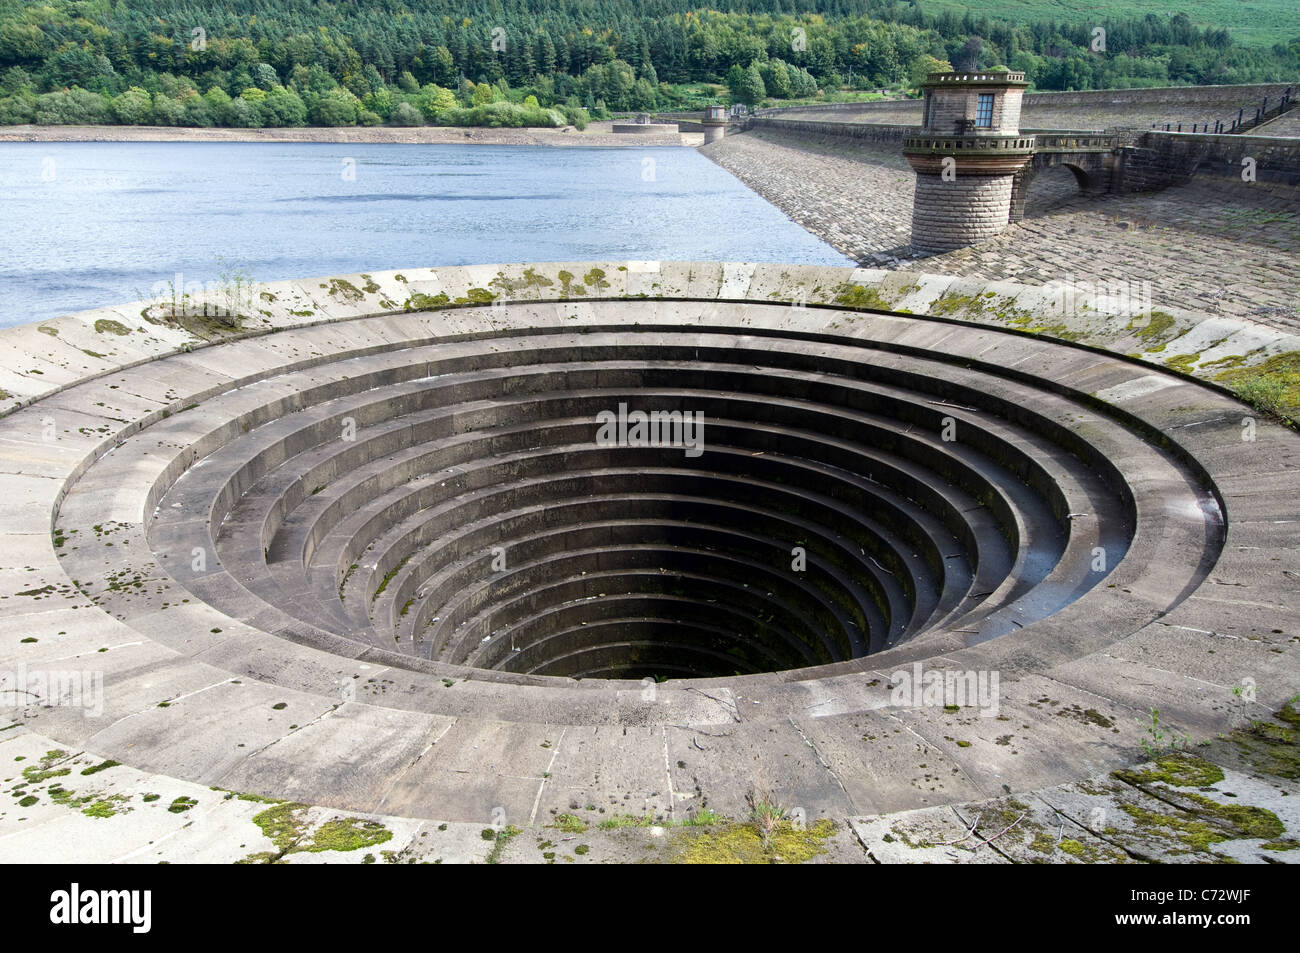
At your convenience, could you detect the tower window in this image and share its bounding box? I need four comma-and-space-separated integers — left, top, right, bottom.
975, 93, 994, 128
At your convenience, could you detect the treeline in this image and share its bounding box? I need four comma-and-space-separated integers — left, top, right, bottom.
0, 1, 1296, 127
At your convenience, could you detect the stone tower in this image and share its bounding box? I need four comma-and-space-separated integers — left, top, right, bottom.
903, 71, 1035, 255
701, 105, 728, 143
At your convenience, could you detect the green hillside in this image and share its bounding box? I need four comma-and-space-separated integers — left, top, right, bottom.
1, 1, 1295, 130
921, 0, 1298, 47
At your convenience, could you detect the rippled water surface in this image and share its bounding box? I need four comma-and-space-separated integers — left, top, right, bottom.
0, 141, 852, 326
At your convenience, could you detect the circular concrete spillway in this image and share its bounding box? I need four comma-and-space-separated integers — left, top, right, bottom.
138, 328, 1200, 680
5, 261, 1295, 824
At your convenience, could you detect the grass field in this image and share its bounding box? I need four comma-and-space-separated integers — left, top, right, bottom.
923, 0, 1298, 46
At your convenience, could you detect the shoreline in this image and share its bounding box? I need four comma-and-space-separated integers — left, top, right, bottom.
0, 122, 702, 147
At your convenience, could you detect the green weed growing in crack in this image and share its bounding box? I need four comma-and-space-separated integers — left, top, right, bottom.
1137, 707, 1191, 759
746, 788, 789, 850
484, 825, 521, 864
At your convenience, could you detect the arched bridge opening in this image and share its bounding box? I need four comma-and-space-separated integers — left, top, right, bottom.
1011, 151, 1113, 223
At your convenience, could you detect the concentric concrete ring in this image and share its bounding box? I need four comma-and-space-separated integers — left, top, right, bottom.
2, 262, 1296, 824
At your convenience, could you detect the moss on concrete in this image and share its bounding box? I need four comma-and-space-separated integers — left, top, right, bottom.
1119, 789, 1284, 855
491, 268, 555, 294
1056, 837, 1129, 863
22, 750, 70, 783
82, 795, 130, 818
1128, 310, 1177, 342
1024, 322, 1087, 342
485, 825, 521, 864
306, 816, 392, 853
252, 802, 308, 851
79, 759, 119, 776
1213, 350, 1300, 425
1113, 751, 1225, 788
1277, 700, 1300, 727
597, 812, 659, 830
453, 288, 496, 305
325, 278, 364, 303
670, 817, 835, 864
248, 801, 392, 858
1262, 839, 1299, 851
372, 555, 409, 601
928, 292, 986, 316
1201, 353, 1247, 371
405, 291, 452, 310
93, 319, 130, 336
1228, 700, 1300, 780
834, 282, 893, 311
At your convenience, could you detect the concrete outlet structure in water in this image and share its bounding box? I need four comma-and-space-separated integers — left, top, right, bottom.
701, 104, 729, 144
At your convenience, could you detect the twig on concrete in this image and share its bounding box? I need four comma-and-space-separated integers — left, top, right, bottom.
931, 808, 983, 847
971, 812, 1027, 850
925, 399, 978, 412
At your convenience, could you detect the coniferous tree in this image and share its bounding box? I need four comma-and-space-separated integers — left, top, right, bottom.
0, 0, 1290, 127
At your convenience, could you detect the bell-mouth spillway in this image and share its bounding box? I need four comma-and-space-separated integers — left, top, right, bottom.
129, 325, 1210, 682
5, 261, 1293, 825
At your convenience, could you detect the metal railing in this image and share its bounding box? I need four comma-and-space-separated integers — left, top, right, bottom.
1150, 87, 1294, 135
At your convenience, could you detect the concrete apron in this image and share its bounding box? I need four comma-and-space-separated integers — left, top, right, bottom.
0, 261, 1295, 862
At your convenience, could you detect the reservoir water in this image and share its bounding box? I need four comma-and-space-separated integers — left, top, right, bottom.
0, 141, 852, 327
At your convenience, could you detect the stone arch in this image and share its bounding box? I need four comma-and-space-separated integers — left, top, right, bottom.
1057, 161, 1098, 191
1010, 156, 1108, 222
